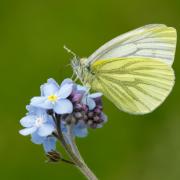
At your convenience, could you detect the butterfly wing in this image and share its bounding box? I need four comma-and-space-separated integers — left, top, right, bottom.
90, 57, 175, 114
87, 24, 177, 66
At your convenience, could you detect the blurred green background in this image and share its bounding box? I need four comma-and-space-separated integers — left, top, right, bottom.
0, 0, 180, 179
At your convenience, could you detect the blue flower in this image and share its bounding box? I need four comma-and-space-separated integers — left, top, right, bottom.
73, 121, 88, 137
72, 84, 103, 110
30, 78, 73, 114
19, 107, 55, 137
62, 120, 88, 138
42, 136, 56, 153
31, 133, 56, 153
82, 92, 103, 110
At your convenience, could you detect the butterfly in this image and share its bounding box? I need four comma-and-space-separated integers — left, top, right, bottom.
68, 24, 177, 115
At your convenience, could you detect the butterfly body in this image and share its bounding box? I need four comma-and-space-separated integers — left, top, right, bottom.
71, 57, 94, 87
71, 24, 177, 115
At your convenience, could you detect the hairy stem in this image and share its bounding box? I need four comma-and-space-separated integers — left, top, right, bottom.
55, 114, 98, 180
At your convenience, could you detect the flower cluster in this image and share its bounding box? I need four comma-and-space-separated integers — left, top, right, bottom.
19, 78, 107, 153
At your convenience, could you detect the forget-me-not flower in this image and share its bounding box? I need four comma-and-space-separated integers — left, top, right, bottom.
82, 92, 103, 110
73, 121, 88, 137
19, 107, 55, 137
30, 78, 73, 114
31, 132, 57, 152
75, 84, 103, 110
19, 77, 108, 158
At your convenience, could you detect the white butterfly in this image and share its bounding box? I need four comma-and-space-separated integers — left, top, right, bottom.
69, 24, 177, 114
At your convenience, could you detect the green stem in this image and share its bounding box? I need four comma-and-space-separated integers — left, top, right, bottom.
55, 115, 98, 180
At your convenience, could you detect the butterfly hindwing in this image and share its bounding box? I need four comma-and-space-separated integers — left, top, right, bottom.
90, 57, 175, 114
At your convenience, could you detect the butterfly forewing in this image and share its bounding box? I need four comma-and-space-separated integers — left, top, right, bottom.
87, 24, 177, 66
90, 57, 175, 114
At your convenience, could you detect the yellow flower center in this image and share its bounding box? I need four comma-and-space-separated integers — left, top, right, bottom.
48, 94, 58, 102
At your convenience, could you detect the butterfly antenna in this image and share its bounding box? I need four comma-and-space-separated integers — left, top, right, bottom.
64, 45, 77, 58
65, 63, 71, 67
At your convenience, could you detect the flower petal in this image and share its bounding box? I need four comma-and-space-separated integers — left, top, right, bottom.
43, 137, 56, 153
39, 100, 53, 109
41, 80, 59, 96
37, 124, 55, 136
31, 132, 45, 144
54, 99, 73, 114
88, 92, 102, 99
61, 78, 73, 86
47, 78, 60, 87
82, 96, 96, 110
30, 96, 46, 105
30, 97, 53, 109
26, 105, 40, 115
46, 116, 55, 125
20, 115, 36, 127
71, 121, 88, 137
77, 85, 88, 92
19, 127, 37, 136
87, 98, 96, 110
73, 127, 88, 137
57, 84, 73, 99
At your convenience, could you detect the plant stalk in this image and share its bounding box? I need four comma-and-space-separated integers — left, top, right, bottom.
55, 115, 98, 180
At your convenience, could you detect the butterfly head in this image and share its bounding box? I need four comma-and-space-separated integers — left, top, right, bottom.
71, 57, 88, 76
63, 46, 93, 85
71, 57, 93, 86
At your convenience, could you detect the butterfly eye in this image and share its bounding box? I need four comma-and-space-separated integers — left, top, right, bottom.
80, 58, 88, 66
